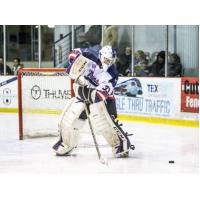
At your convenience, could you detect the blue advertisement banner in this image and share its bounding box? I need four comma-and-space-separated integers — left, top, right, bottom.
115, 77, 180, 118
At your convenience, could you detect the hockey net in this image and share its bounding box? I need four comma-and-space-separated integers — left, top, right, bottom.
17, 68, 108, 147
18, 68, 72, 139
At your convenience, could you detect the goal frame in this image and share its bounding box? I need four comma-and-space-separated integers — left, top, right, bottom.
17, 68, 74, 140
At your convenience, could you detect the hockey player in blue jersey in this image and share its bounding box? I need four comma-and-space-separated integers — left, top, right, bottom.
52, 45, 135, 158
67, 47, 118, 118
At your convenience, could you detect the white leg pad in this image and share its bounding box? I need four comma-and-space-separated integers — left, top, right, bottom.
53, 97, 85, 155
89, 101, 120, 151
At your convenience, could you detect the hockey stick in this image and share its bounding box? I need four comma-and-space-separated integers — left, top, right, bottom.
84, 102, 108, 165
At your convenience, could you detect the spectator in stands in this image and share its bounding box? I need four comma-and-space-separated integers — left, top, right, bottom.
168, 53, 182, 77
0, 57, 12, 75
84, 25, 102, 56
77, 33, 90, 48
12, 57, 23, 75
133, 50, 149, 76
103, 25, 118, 50
148, 51, 165, 77
77, 25, 102, 57
116, 46, 132, 76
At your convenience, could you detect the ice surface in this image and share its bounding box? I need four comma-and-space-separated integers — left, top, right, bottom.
0, 113, 198, 173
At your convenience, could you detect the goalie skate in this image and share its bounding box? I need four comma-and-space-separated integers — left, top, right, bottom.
112, 119, 135, 158
52, 137, 75, 156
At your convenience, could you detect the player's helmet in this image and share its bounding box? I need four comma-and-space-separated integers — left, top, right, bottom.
99, 45, 116, 69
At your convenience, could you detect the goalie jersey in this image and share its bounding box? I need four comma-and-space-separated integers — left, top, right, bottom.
67, 48, 119, 100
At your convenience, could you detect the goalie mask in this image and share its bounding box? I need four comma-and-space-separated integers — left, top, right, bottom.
99, 45, 116, 71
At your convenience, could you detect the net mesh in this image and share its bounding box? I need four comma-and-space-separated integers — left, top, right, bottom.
21, 71, 70, 138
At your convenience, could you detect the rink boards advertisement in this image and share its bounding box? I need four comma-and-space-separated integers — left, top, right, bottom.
0, 75, 198, 126
0, 75, 71, 114
0, 76, 18, 110
181, 77, 199, 113
21, 75, 71, 113
115, 77, 180, 118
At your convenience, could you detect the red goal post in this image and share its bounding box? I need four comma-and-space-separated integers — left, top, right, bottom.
17, 68, 74, 140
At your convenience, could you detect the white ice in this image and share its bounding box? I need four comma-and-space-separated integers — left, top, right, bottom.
0, 113, 199, 173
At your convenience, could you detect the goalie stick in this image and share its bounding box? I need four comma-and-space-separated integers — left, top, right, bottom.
84, 101, 108, 165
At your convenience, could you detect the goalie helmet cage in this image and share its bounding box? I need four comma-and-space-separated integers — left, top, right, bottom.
17, 68, 74, 140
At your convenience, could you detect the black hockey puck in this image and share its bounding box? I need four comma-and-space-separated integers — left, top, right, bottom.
169, 160, 175, 163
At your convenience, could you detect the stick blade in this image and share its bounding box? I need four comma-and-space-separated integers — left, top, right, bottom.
100, 157, 108, 165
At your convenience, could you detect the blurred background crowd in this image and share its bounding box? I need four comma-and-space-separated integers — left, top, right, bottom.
0, 25, 198, 77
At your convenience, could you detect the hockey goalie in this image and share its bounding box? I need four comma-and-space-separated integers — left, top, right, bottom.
52, 45, 135, 158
